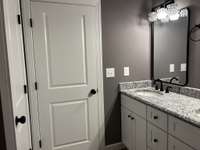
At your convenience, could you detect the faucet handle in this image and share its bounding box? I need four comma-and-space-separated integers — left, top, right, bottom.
170, 77, 179, 83
155, 84, 159, 90
165, 86, 172, 93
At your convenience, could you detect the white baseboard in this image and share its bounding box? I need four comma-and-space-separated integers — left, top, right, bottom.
104, 142, 125, 150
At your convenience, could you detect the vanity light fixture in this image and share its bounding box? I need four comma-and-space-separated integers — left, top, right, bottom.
167, 3, 179, 21
148, 0, 188, 23
148, 12, 157, 22
157, 8, 168, 20
180, 8, 188, 17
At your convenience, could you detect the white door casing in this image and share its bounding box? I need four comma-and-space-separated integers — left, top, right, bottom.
2, 0, 32, 150
29, 1, 102, 150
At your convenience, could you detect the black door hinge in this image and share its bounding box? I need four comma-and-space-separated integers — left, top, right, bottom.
24, 85, 28, 94
17, 14, 21, 24
30, 18, 33, 27
34, 82, 38, 90
39, 140, 42, 148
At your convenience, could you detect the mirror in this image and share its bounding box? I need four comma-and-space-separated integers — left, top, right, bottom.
152, 8, 189, 86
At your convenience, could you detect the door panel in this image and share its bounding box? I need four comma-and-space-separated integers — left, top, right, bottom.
44, 14, 88, 87
31, 2, 99, 150
51, 100, 88, 146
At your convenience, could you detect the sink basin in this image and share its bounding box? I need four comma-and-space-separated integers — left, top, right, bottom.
194, 109, 200, 117
134, 89, 163, 97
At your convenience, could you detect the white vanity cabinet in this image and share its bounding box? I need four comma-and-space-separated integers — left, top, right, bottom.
121, 107, 134, 150
147, 123, 167, 150
121, 94, 198, 150
168, 136, 194, 150
168, 116, 200, 150
121, 95, 147, 150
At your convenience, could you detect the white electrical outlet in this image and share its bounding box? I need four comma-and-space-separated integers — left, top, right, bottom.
106, 68, 115, 78
124, 67, 130, 76
180, 63, 187, 72
169, 64, 175, 73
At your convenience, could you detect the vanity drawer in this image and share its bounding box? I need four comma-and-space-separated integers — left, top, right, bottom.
168, 116, 200, 150
168, 135, 194, 150
147, 123, 167, 150
121, 94, 146, 118
147, 106, 167, 131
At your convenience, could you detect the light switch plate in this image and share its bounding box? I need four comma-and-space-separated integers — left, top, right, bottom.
124, 67, 130, 76
169, 64, 175, 73
106, 68, 115, 78
180, 63, 187, 72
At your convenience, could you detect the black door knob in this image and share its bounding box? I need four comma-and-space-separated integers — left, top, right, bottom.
90, 89, 97, 95
15, 116, 26, 126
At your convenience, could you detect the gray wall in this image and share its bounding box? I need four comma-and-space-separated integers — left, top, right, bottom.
102, 0, 151, 145
188, 1, 200, 88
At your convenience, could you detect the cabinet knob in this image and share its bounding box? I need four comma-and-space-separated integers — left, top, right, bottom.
15, 116, 26, 126
131, 117, 135, 120
153, 139, 158, 143
128, 115, 131, 118
153, 116, 158, 120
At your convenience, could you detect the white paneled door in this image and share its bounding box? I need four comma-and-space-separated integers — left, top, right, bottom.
31, 1, 99, 150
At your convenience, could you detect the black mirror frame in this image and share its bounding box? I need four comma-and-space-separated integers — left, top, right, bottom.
151, 8, 191, 86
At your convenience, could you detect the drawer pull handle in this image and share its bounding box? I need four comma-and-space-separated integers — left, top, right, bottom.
128, 115, 131, 118
153, 116, 158, 120
131, 117, 135, 120
153, 139, 158, 143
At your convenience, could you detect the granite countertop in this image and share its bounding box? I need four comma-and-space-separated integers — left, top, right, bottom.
121, 87, 200, 128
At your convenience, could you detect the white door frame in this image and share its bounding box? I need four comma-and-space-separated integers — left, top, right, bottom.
0, 1, 17, 150
1, 0, 33, 149
21, 0, 105, 150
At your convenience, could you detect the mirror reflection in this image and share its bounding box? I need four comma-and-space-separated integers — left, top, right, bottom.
152, 9, 189, 85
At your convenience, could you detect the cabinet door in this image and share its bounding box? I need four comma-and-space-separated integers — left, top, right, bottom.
121, 107, 132, 150
168, 136, 194, 150
147, 123, 167, 150
130, 114, 136, 150
131, 113, 146, 150
168, 116, 200, 150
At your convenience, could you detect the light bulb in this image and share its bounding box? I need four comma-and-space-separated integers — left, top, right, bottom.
167, 3, 180, 21
180, 8, 188, 17
169, 13, 180, 21
148, 12, 157, 22
161, 16, 170, 23
157, 8, 168, 20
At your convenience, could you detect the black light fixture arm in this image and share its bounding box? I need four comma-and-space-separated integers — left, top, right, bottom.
152, 0, 175, 11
